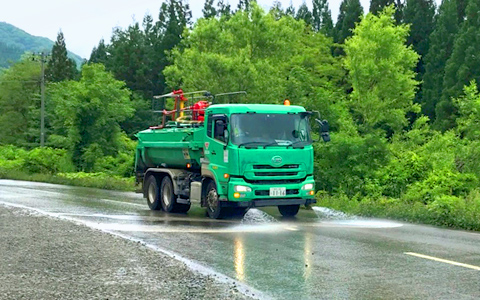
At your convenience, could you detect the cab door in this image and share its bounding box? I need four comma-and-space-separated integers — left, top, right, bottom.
204, 114, 230, 196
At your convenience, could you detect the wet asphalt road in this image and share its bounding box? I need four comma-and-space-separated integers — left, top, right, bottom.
1, 179, 479, 300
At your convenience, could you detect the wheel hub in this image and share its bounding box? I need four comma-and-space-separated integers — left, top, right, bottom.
163, 183, 171, 206
148, 183, 155, 204
206, 189, 218, 211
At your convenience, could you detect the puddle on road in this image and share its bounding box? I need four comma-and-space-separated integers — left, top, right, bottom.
86, 222, 288, 234
310, 207, 403, 228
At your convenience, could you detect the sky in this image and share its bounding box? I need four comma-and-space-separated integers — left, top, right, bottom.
1, 0, 440, 59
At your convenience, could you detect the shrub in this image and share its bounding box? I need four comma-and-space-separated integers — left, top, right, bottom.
24, 147, 75, 174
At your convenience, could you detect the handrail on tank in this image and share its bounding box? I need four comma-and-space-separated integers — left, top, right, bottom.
212, 91, 247, 104
150, 90, 213, 129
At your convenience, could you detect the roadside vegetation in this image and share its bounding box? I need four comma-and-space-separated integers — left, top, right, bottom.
1, 0, 480, 230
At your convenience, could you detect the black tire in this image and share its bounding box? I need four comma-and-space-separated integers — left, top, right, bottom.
205, 181, 225, 219
145, 175, 162, 210
161, 176, 190, 213
278, 204, 300, 217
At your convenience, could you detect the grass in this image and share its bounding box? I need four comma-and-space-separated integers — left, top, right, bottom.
0, 168, 135, 192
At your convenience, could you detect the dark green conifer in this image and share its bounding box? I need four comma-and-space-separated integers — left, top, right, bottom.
422, 0, 459, 121
88, 39, 108, 65
437, 0, 480, 130
313, 0, 334, 36
217, 0, 232, 18
46, 31, 77, 82
296, 2, 313, 27
334, 0, 363, 50
202, 0, 217, 18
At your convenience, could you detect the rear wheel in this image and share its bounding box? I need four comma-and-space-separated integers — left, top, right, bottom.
145, 175, 162, 210
160, 176, 190, 213
205, 181, 225, 219
278, 204, 300, 217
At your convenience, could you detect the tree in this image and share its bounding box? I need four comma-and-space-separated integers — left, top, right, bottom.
269, 0, 284, 20
422, 0, 459, 121
89, 39, 108, 65
285, 2, 296, 17
454, 81, 480, 140
202, 0, 217, 18
164, 3, 343, 109
369, 0, 404, 22
437, 0, 480, 131
46, 31, 78, 82
0, 57, 41, 146
237, 0, 252, 11
403, 0, 436, 108
296, 2, 313, 27
313, 0, 334, 36
49, 64, 134, 170
334, 0, 363, 46
344, 6, 419, 135
217, 0, 232, 18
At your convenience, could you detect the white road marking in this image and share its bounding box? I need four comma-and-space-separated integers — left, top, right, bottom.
405, 252, 480, 271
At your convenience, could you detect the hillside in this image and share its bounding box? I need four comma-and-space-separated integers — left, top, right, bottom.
0, 22, 83, 68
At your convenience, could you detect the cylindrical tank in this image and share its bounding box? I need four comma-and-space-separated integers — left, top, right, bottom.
136, 126, 204, 170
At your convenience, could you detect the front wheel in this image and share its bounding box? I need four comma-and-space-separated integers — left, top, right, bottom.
145, 175, 162, 210
205, 181, 225, 219
278, 204, 300, 217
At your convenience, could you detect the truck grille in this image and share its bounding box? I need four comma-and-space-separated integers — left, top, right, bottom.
255, 189, 299, 196
254, 171, 298, 177
244, 178, 305, 185
253, 164, 299, 169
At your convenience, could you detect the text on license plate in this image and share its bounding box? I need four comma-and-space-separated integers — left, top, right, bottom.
269, 187, 286, 197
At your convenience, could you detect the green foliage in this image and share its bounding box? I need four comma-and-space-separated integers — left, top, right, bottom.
0, 145, 74, 174
24, 147, 75, 174
0, 57, 41, 147
454, 81, 480, 139
46, 31, 78, 82
315, 132, 389, 196
165, 3, 343, 106
369, 0, 403, 22
48, 64, 134, 171
422, 0, 459, 121
334, 0, 363, 47
438, 0, 480, 131
203, 0, 217, 18
344, 6, 419, 135
403, 0, 436, 106
313, 0, 334, 36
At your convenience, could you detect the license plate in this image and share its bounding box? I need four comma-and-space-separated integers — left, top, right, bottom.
269, 187, 286, 197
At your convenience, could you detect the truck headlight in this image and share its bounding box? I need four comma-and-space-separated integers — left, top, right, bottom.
234, 185, 252, 192
302, 183, 314, 190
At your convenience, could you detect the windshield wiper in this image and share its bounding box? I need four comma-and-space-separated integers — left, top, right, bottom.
237, 141, 268, 148
288, 141, 311, 148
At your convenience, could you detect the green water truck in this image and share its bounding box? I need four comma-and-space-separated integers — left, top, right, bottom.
135, 91, 330, 219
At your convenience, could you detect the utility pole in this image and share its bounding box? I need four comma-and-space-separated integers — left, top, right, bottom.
40, 52, 47, 147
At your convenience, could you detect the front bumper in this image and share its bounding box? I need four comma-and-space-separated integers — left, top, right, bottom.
222, 175, 316, 208
220, 198, 316, 208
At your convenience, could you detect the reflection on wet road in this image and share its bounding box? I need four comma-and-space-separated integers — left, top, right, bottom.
1, 180, 480, 299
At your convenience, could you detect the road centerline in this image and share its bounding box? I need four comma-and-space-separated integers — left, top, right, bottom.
405, 252, 480, 271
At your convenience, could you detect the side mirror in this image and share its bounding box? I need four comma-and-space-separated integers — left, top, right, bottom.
315, 119, 330, 142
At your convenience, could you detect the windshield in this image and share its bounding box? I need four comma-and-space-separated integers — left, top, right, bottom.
230, 113, 311, 147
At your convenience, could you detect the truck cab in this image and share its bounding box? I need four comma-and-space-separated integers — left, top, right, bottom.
201, 104, 317, 218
